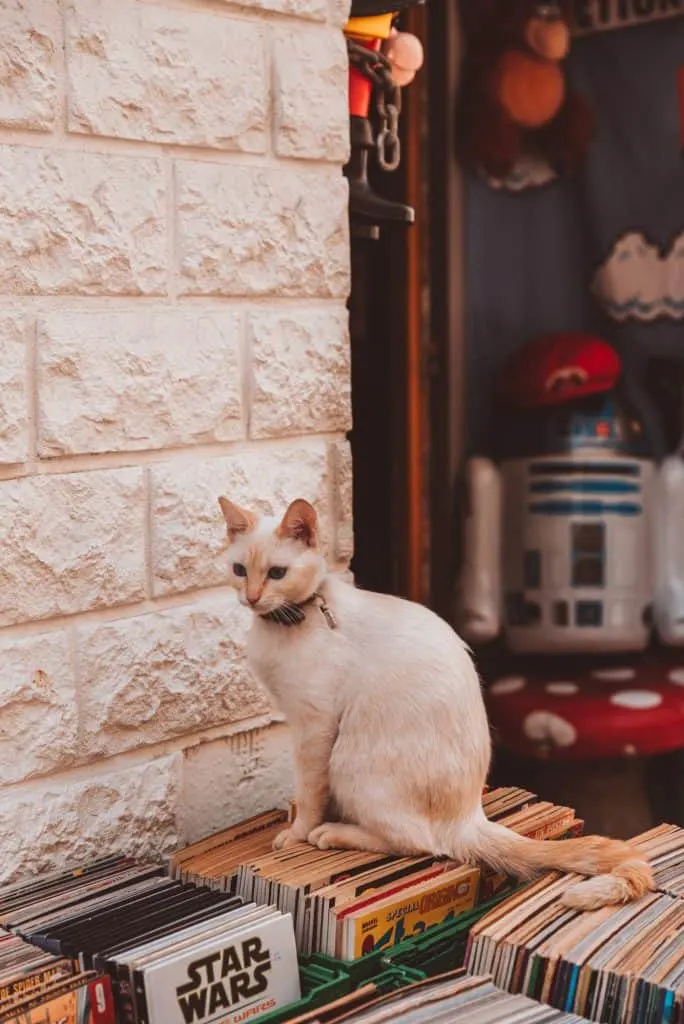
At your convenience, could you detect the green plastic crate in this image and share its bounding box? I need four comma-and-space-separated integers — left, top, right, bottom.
368, 964, 427, 990
310, 887, 521, 985
256, 887, 521, 1023
257, 960, 351, 1024
255, 961, 426, 1024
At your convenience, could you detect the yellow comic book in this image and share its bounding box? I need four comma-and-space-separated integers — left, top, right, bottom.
342, 866, 480, 959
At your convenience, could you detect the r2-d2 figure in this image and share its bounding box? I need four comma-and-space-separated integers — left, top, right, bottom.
457, 333, 660, 655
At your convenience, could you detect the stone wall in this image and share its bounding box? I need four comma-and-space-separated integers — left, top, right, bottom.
0, 0, 352, 880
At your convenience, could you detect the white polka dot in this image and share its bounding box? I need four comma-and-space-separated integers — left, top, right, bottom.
523, 711, 577, 747
490, 676, 526, 695
545, 682, 579, 696
668, 669, 684, 687
610, 690, 663, 710
623, 744, 637, 756
592, 667, 636, 681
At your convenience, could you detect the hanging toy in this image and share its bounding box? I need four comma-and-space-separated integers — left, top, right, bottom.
383, 27, 424, 86
457, 0, 594, 185
344, 0, 425, 239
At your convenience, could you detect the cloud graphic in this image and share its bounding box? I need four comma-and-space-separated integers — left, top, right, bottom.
482, 155, 558, 192
592, 231, 684, 321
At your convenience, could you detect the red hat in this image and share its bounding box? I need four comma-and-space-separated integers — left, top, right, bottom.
501, 333, 621, 410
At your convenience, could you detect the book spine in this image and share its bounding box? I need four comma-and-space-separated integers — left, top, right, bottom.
133, 968, 151, 1024
90, 976, 117, 1024
523, 817, 577, 842
115, 963, 138, 1024
18, 933, 66, 957
0, 974, 94, 1021
0, 961, 73, 1004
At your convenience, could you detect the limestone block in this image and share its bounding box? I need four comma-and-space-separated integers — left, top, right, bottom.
0, 314, 30, 464
38, 310, 243, 456
0, 754, 181, 882
0, 0, 60, 130
78, 595, 270, 758
0, 468, 145, 626
329, 438, 353, 562
180, 723, 294, 843
328, 0, 352, 27
176, 161, 349, 298
0, 146, 166, 295
0, 631, 78, 785
66, 0, 267, 152
249, 307, 351, 439
213, 0, 327, 22
273, 25, 348, 161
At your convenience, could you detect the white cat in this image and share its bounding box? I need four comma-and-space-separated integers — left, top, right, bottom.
218, 496, 652, 911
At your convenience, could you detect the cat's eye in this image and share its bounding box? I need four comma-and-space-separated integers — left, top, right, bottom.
268, 566, 288, 580
233, 563, 247, 577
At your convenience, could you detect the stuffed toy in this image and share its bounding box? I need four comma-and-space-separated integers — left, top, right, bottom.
457, 0, 594, 183
499, 332, 621, 409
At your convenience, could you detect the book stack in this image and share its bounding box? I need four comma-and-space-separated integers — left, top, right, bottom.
170, 788, 583, 959
0, 854, 300, 1024
465, 865, 684, 1024
631, 823, 684, 898
0, 927, 112, 1024
282, 968, 593, 1023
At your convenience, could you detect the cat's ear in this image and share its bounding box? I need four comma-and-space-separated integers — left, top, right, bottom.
218, 497, 256, 541
277, 499, 318, 548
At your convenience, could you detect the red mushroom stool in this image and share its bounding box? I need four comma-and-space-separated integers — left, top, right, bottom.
483, 654, 684, 835
485, 658, 684, 760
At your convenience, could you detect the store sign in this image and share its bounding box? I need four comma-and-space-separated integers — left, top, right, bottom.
570, 0, 684, 35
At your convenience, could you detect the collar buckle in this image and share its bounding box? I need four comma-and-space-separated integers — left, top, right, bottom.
314, 594, 338, 630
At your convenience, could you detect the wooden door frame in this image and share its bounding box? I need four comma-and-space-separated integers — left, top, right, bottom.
403, 0, 467, 615
346, 0, 465, 608
403, 3, 429, 605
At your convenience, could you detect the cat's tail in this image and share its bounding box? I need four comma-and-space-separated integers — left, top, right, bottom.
455, 816, 652, 911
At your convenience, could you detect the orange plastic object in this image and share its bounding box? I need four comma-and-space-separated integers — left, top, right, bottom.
345, 12, 393, 38
347, 37, 381, 118
349, 64, 373, 117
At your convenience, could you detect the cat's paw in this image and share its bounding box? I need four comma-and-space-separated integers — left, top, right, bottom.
272, 826, 307, 851
307, 824, 341, 851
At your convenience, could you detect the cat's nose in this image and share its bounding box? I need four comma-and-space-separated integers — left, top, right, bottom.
247, 592, 261, 606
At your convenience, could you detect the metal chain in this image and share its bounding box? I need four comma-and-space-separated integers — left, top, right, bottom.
346, 38, 394, 89
375, 84, 402, 172
346, 36, 402, 173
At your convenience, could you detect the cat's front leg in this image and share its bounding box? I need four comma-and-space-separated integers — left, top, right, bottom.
274, 717, 336, 850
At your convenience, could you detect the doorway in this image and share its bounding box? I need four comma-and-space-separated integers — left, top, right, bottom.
346, 0, 684, 832
347, 0, 463, 618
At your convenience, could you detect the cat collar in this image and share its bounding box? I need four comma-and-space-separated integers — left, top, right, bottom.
260, 592, 337, 629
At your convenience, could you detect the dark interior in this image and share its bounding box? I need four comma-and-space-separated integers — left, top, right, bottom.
347, 1, 684, 834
